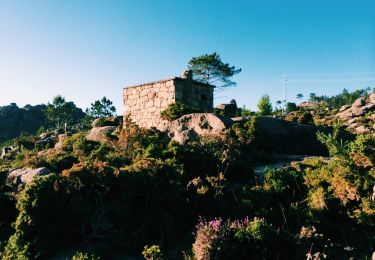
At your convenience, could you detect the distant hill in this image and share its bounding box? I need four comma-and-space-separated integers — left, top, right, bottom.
0, 103, 47, 141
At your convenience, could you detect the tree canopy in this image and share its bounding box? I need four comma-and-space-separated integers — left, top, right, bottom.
308, 88, 372, 108
188, 52, 241, 89
45, 95, 85, 129
86, 97, 116, 118
257, 94, 273, 115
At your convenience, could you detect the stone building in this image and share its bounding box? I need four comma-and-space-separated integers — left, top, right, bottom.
123, 71, 215, 128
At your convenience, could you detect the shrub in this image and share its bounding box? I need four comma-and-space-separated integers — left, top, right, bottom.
160, 103, 197, 121
46, 153, 78, 172
94, 117, 118, 127
257, 95, 272, 115
142, 245, 163, 260
71, 252, 101, 260
192, 217, 289, 259
349, 133, 375, 169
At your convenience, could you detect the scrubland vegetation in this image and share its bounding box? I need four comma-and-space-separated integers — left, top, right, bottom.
0, 109, 374, 259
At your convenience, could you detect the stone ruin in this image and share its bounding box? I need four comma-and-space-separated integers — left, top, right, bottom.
123, 70, 215, 129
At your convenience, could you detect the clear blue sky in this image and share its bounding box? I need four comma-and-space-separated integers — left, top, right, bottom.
0, 0, 374, 112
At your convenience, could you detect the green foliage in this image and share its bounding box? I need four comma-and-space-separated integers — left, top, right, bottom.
0, 170, 17, 254
142, 245, 163, 260
188, 52, 241, 89
316, 125, 349, 158
46, 153, 78, 172
285, 110, 314, 125
263, 167, 305, 198
45, 95, 85, 130
235, 105, 252, 117
0, 103, 47, 142
94, 117, 118, 127
160, 102, 197, 121
309, 88, 371, 109
286, 102, 297, 113
192, 217, 290, 259
86, 97, 116, 118
257, 94, 272, 115
1, 105, 374, 258
71, 252, 101, 260
349, 133, 375, 169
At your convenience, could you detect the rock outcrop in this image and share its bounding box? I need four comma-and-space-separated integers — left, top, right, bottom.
91, 116, 123, 128
336, 95, 375, 134
215, 103, 237, 118
162, 113, 230, 144
7, 167, 50, 186
86, 126, 117, 142
250, 116, 354, 155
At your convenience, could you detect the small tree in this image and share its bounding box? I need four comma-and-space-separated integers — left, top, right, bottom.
188, 52, 241, 90
257, 95, 273, 115
286, 102, 297, 113
45, 95, 82, 130
309, 93, 317, 102
296, 93, 304, 101
86, 97, 116, 118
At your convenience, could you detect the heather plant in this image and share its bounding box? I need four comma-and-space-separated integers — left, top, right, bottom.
192, 217, 289, 259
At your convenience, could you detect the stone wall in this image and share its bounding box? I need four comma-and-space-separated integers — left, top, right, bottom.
124, 79, 175, 128
174, 78, 214, 112
123, 76, 214, 129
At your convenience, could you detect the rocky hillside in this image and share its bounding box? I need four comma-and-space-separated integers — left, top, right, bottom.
288, 93, 375, 134
336, 93, 375, 134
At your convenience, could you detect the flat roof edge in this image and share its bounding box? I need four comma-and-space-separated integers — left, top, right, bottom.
123, 77, 215, 89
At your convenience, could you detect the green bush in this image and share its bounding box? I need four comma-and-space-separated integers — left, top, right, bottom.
95, 117, 118, 127
142, 245, 163, 260
46, 153, 78, 172
160, 102, 197, 121
71, 252, 101, 260
192, 217, 290, 259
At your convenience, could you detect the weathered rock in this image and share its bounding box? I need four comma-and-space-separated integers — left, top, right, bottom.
215, 103, 237, 118
163, 113, 229, 144
369, 93, 375, 104
1, 147, 12, 158
249, 116, 354, 155
54, 134, 69, 150
231, 116, 251, 122
355, 125, 370, 134
91, 118, 101, 128
0, 145, 18, 158
339, 105, 351, 112
299, 102, 324, 109
7, 167, 50, 185
86, 126, 117, 142
352, 97, 366, 107
91, 116, 123, 128
351, 107, 366, 117
36, 136, 55, 147
39, 132, 48, 139
337, 109, 354, 120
